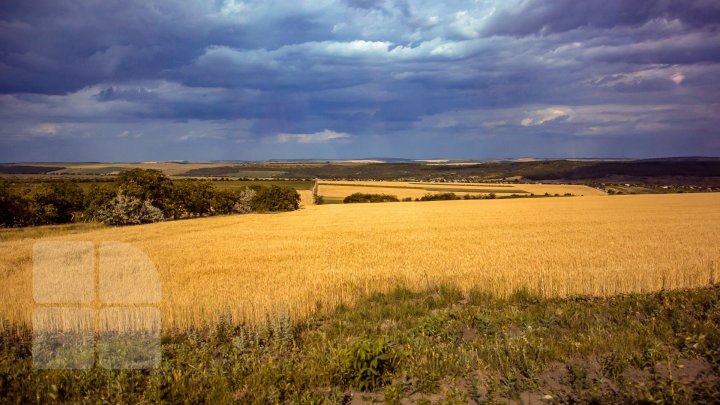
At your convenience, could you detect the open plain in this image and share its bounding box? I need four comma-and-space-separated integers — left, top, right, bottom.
316, 180, 607, 202
1, 192, 718, 330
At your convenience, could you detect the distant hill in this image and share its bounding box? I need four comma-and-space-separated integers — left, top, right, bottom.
174, 158, 720, 184
638, 156, 720, 162
536, 160, 720, 180
3, 158, 719, 185
0, 165, 64, 174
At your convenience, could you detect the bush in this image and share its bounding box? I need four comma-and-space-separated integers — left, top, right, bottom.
418, 193, 459, 201
170, 181, 215, 218
232, 188, 256, 214
30, 182, 85, 224
96, 193, 165, 225
0, 181, 26, 227
211, 189, 241, 214
343, 193, 399, 203
83, 185, 117, 222
341, 337, 397, 391
117, 169, 174, 215
251, 186, 300, 212
2, 171, 303, 228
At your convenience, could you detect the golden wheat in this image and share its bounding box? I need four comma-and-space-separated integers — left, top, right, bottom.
317, 180, 606, 200
297, 190, 315, 206
317, 184, 449, 200
1, 193, 718, 329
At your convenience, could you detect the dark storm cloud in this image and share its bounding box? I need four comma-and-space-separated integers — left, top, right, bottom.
345, 0, 386, 10
95, 87, 154, 102
482, 0, 720, 36
1, 0, 719, 161
0, 0, 212, 94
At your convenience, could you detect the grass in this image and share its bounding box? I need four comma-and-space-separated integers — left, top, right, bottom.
1, 193, 719, 330
1, 284, 719, 402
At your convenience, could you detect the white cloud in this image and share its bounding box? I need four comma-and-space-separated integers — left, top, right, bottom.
29, 123, 60, 136
194, 37, 486, 71
670, 72, 685, 85
276, 129, 351, 143
589, 66, 688, 90
520, 107, 575, 126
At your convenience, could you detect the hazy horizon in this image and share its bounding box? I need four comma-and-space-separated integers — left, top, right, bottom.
4, 155, 720, 165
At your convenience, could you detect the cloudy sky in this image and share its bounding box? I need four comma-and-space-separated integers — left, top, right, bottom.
1, 0, 719, 162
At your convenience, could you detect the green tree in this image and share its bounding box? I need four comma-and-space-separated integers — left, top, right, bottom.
83, 184, 117, 222
116, 169, 174, 215
97, 193, 165, 226
31, 182, 85, 224
0, 180, 26, 227
343, 193, 399, 203
251, 186, 300, 212
171, 181, 215, 218
211, 189, 240, 215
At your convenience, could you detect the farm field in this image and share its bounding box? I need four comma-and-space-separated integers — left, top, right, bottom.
28, 162, 233, 176
316, 180, 606, 201
208, 179, 314, 191
1, 177, 314, 193
297, 189, 314, 206
1, 193, 718, 330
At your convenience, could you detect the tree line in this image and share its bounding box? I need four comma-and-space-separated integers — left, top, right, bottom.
0, 169, 300, 227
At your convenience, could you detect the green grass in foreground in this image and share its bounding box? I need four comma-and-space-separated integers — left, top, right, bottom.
1, 285, 719, 403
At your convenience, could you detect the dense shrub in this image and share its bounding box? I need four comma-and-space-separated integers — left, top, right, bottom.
1, 181, 86, 226
0, 181, 25, 227
117, 169, 174, 214
342, 337, 397, 391
232, 188, 256, 214
0, 170, 302, 228
251, 185, 300, 212
343, 193, 399, 203
96, 193, 165, 225
417, 193, 460, 201
170, 180, 215, 218
210, 189, 242, 214
82, 184, 116, 222
29, 182, 85, 224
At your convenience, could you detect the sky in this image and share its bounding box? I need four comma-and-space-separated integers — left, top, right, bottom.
1, 0, 719, 162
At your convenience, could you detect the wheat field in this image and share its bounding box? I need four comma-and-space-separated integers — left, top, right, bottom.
1, 193, 718, 329
297, 190, 315, 206
317, 181, 606, 200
